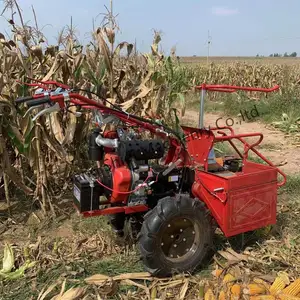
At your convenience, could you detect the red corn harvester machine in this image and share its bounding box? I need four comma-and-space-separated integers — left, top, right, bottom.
15, 79, 286, 277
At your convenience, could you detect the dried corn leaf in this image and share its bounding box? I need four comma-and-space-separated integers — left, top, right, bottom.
85, 274, 111, 285
120, 85, 152, 110
218, 249, 248, 263
52, 286, 86, 300
37, 282, 58, 300
96, 28, 112, 74
179, 280, 189, 300
112, 272, 152, 281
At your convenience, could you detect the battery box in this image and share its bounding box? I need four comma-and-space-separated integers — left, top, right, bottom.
73, 173, 102, 212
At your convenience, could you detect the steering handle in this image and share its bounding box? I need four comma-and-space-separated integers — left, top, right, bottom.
15, 96, 35, 104
195, 84, 280, 93
26, 96, 51, 108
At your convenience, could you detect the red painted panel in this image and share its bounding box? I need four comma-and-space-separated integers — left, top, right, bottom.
226, 182, 277, 236
192, 163, 278, 237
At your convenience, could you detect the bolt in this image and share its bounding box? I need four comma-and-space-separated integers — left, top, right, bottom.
161, 243, 164, 246
180, 229, 183, 232
183, 238, 186, 242
171, 235, 174, 238
192, 231, 195, 235
168, 224, 171, 227
174, 244, 177, 248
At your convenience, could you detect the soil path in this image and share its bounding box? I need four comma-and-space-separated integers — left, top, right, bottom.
181, 110, 300, 176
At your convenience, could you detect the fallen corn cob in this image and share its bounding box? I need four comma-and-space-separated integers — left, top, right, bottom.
243, 283, 267, 296
270, 272, 290, 296
219, 290, 226, 300
281, 279, 300, 296
277, 294, 300, 300
223, 274, 236, 284
205, 288, 216, 300
249, 296, 276, 300
230, 284, 241, 300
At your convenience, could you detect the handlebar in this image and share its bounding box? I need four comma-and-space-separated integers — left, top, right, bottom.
15, 95, 35, 104
16, 89, 176, 139
195, 83, 280, 93
26, 96, 51, 107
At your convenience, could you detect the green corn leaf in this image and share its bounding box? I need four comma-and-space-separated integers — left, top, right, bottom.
6, 123, 25, 154
0, 261, 36, 280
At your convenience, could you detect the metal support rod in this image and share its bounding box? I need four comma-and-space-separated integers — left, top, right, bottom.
199, 84, 206, 128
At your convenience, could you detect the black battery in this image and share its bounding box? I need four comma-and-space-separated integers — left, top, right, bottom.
73, 173, 102, 212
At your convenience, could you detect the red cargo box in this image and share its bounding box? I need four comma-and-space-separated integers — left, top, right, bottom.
192, 160, 279, 237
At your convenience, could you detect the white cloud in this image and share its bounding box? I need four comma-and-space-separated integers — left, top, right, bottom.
212, 7, 239, 16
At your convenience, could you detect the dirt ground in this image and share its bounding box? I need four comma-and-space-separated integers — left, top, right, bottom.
182, 110, 300, 176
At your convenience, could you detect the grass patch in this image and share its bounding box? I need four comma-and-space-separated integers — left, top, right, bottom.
281, 173, 300, 195
83, 253, 144, 276
1, 252, 143, 300
187, 92, 226, 113
187, 91, 300, 131
221, 93, 300, 125
71, 215, 112, 235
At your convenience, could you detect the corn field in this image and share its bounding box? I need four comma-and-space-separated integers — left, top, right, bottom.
0, 2, 192, 214
1, 2, 300, 212
190, 62, 300, 98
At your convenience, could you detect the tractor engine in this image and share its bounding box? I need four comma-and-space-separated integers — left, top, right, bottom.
73, 126, 194, 234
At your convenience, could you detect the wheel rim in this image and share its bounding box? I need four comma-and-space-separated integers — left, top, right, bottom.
160, 217, 200, 262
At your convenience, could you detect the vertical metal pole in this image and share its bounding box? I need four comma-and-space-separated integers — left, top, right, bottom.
199, 84, 206, 128
207, 30, 209, 64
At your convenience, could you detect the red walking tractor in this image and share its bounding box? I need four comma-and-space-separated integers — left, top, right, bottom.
15, 80, 286, 277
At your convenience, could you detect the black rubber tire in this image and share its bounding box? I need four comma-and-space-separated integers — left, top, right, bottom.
137, 195, 213, 277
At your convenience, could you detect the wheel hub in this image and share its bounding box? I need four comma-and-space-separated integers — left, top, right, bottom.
160, 217, 199, 261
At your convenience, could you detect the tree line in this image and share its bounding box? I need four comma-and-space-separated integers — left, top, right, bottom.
269, 52, 297, 57
256, 52, 297, 58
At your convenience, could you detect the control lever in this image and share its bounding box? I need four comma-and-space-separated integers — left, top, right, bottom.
23, 104, 44, 118
32, 102, 60, 121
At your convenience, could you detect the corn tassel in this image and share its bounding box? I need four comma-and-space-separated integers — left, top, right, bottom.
270, 273, 290, 296
243, 284, 266, 295
205, 288, 215, 300
281, 279, 300, 296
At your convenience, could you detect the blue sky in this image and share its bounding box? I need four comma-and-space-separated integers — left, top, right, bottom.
0, 0, 300, 56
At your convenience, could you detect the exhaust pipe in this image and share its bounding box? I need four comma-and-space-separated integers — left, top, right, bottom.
95, 135, 118, 148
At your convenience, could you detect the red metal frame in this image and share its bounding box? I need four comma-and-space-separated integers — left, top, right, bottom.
20, 79, 286, 237
195, 83, 280, 93
80, 204, 149, 218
